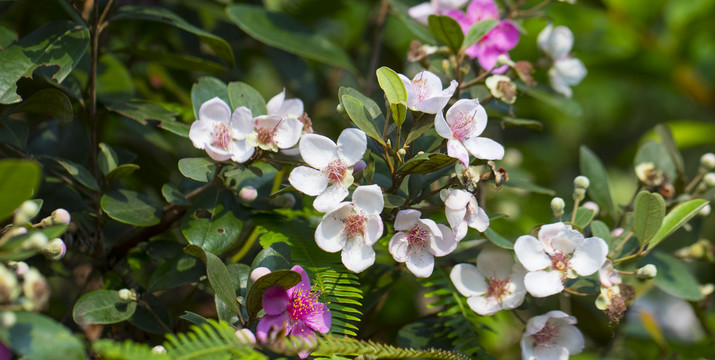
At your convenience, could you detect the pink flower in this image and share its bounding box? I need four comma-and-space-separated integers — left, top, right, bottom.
256, 265, 331, 358
445, 0, 520, 73
521, 310, 584, 359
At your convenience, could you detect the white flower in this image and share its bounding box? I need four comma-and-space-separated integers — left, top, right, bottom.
288, 128, 367, 212
315, 185, 384, 273
514, 222, 608, 297
266, 88, 304, 120
444, 189, 489, 240
389, 209, 457, 278
244, 114, 303, 152
450, 248, 526, 316
537, 24, 586, 98
398, 70, 458, 114
595, 260, 622, 312
408, 0, 469, 25
435, 99, 504, 167
189, 97, 254, 162
521, 310, 584, 360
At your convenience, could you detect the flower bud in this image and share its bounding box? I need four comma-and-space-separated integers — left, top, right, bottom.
235, 328, 256, 346
14, 200, 39, 225
8, 227, 27, 237
250, 267, 271, 283
352, 160, 366, 173
573, 187, 586, 201
636, 264, 657, 280
269, 193, 296, 209
22, 268, 49, 311
700, 283, 714, 297
700, 153, 715, 170
496, 54, 515, 67
22, 232, 48, 251
583, 201, 600, 214
9, 261, 29, 276
117, 288, 136, 302
704, 172, 715, 187
700, 204, 711, 217
611, 227, 624, 237
397, 148, 407, 157
51, 209, 71, 225
550, 197, 565, 218
1, 311, 16, 327
239, 186, 258, 203
574, 176, 590, 190
42, 238, 67, 261
0, 264, 20, 304
151, 345, 167, 355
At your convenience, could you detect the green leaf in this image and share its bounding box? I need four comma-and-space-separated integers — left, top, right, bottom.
461, 19, 498, 51
0, 312, 84, 360
387, 0, 438, 44
251, 241, 292, 271
105, 100, 177, 125
101, 189, 161, 226
590, 220, 611, 245
0, 159, 41, 222
148, 254, 203, 292
48, 156, 100, 191
161, 183, 192, 206
181, 189, 242, 255
158, 120, 191, 138
178, 157, 216, 182
500, 117, 543, 131
98, 143, 118, 176
579, 146, 616, 217
428, 15, 464, 54
397, 153, 456, 176
14, 88, 73, 122
73, 289, 137, 325
115, 47, 226, 74
634, 140, 677, 181
341, 94, 386, 145
632, 191, 666, 245
376, 67, 408, 126
0, 118, 28, 148
185, 244, 243, 318
228, 81, 267, 116
226, 4, 356, 72
484, 228, 514, 249
404, 114, 435, 145
191, 77, 229, 120
648, 199, 708, 249
338, 87, 386, 138
106, 164, 140, 182
180, 311, 209, 326
112, 6, 234, 65
647, 251, 703, 301
245, 269, 302, 324
518, 83, 582, 117
573, 207, 596, 229
0, 21, 89, 104
655, 124, 685, 178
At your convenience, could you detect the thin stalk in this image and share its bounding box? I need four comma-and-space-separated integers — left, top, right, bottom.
684, 171, 706, 193
570, 198, 581, 224
608, 231, 634, 258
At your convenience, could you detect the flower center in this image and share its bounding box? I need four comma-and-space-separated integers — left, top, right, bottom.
532, 321, 560, 346
288, 289, 317, 321
486, 276, 510, 302
407, 224, 429, 253
255, 126, 277, 145
323, 159, 348, 184
550, 252, 570, 272
212, 123, 232, 150
450, 110, 478, 141
344, 212, 366, 239
413, 75, 430, 102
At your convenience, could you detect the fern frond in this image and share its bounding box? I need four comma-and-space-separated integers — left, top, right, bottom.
93, 339, 168, 360
255, 214, 364, 337
164, 319, 266, 360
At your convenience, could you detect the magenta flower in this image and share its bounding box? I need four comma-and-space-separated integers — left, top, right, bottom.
256, 265, 331, 358
445, 0, 520, 73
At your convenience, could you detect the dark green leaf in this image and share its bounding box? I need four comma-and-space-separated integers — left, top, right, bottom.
181, 189, 242, 254
105, 100, 177, 125
251, 242, 292, 272
115, 47, 226, 74
404, 115, 435, 145
191, 76, 229, 120
14, 88, 73, 122
461, 19, 498, 51
147, 254, 203, 292
184, 244, 242, 316
0, 312, 84, 360
648, 199, 708, 249
161, 183, 192, 206
226, 4, 356, 72
101, 189, 161, 226
634, 140, 677, 181
397, 153, 455, 176
73, 290, 137, 325
384, 194, 406, 208
180, 311, 209, 326
0, 118, 28, 148
245, 269, 302, 324
503, 178, 556, 195
0, 21, 89, 104
655, 124, 685, 178
96, 54, 134, 102
178, 157, 216, 182
633, 190, 666, 245
590, 220, 611, 245
98, 143, 118, 176
112, 6, 234, 65
228, 81, 267, 116
484, 228, 514, 249
647, 251, 703, 301
106, 164, 140, 182
129, 294, 171, 335
579, 146, 616, 217
48, 156, 100, 191
341, 94, 386, 145
428, 15, 464, 54
0, 159, 41, 222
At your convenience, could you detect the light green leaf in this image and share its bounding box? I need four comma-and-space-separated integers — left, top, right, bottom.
590, 220, 611, 245
633, 190, 666, 245
501, 117, 543, 131
228, 81, 267, 116
101, 189, 161, 226
0, 21, 89, 104
655, 124, 685, 178
484, 228, 513, 250
573, 207, 596, 229
191, 76, 229, 120
0, 159, 41, 222
226, 4, 356, 72
105, 100, 177, 125
0, 312, 84, 360
73, 290, 137, 325
648, 251, 703, 301
376, 67, 408, 126
112, 6, 234, 65
428, 15, 464, 54
106, 164, 140, 182
48, 156, 100, 192
181, 189, 242, 255
579, 146, 616, 218
461, 19, 498, 51
178, 157, 216, 182
245, 269, 301, 324
158, 120, 191, 138
648, 199, 708, 249
184, 244, 243, 316
98, 143, 118, 176
341, 94, 386, 145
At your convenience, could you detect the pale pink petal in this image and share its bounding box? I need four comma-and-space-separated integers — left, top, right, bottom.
414, 95, 452, 114
514, 235, 551, 271
445, 189, 472, 209
570, 237, 608, 276
547, 26, 574, 59
266, 89, 286, 115
279, 99, 304, 117
204, 144, 232, 162
462, 137, 504, 160
273, 117, 303, 149
429, 224, 457, 256
553, 58, 587, 85
262, 285, 290, 316
524, 312, 552, 336
353, 184, 384, 214
407, 251, 435, 278
520, 336, 535, 360
303, 302, 331, 334
394, 209, 421, 231
399, 74, 418, 109
554, 324, 585, 355
389, 233, 410, 262
256, 312, 290, 343
364, 214, 383, 246
313, 183, 349, 213
445, 206, 467, 240
341, 238, 375, 273
445, 99, 481, 130
434, 110, 453, 139
407, 2, 434, 26
289, 265, 311, 296
315, 204, 351, 253
467, 295, 502, 316
549, 224, 583, 255
450, 263, 487, 297
230, 106, 254, 139
189, 120, 211, 149
412, 70, 444, 99
447, 139, 470, 167
533, 346, 569, 360
299, 134, 337, 169
537, 223, 564, 254
524, 270, 564, 297
469, 205, 489, 232
229, 140, 255, 163
337, 128, 367, 165
199, 97, 230, 124
476, 248, 514, 280
500, 288, 526, 310
289, 166, 328, 196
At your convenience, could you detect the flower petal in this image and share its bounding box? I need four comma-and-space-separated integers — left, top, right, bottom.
477, 248, 515, 280
434, 110, 453, 139
289, 166, 328, 196
313, 183, 349, 213
315, 204, 351, 253
450, 263, 487, 297
303, 302, 331, 334
467, 295, 502, 316
462, 137, 504, 160
500, 288, 526, 310
548, 67, 573, 98
549, 224, 583, 255
256, 312, 290, 343
299, 134, 337, 169
514, 235, 551, 271
547, 25, 574, 59
289, 321, 316, 345
533, 345, 569, 360
446, 99, 485, 136
469, 205, 490, 232
445, 189, 472, 209
555, 323, 585, 355
274, 117, 304, 149
389, 233, 410, 262
570, 237, 608, 276
341, 238, 375, 273
230, 106, 254, 139
364, 214, 383, 246
199, 97, 230, 123
553, 58, 587, 85
394, 209, 421, 231
428, 224, 457, 256
337, 128, 367, 165
407, 2, 434, 26
189, 119, 212, 149
445, 205, 467, 240
279, 99, 304, 118
289, 265, 311, 297
407, 251, 435, 278
262, 285, 290, 316
524, 270, 564, 297
204, 144, 233, 162
266, 88, 286, 115
229, 140, 255, 163
353, 184, 384, 214
447, 139, 470, 167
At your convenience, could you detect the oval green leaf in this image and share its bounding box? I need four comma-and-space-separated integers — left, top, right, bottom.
648, 198, 708, 249
0, 312, 84, 360
73, 290, 137, 325
428, 15, 464, 54
632, 190, 665, 245
101, 189, 161, 226
184, 244, 242, 316
341, 94, 386, 146
579, 146, 616, 218
461, 19, 498, 51
228, 81, 267, 116
178, 157, 216, 182
647, 251, 703, 301
48, 156, 100, 192
0, 159, 41, 222
191, 77, 229, 120
181, 189, 242, 255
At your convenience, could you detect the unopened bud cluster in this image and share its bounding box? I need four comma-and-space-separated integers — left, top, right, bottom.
551, 197, 565, 218
0, 263, 50, 311
635, 264, 657, 280
573, 176, 590, 201
700, 153, 715, 171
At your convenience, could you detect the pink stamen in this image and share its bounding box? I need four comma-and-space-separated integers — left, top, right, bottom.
343, 212, 366, 239
212, 123, 232, 150
450, 109, 478, 141
532, 321, 560, 345
407, 224, 429, 253
413, 71, 430, 102
551, 252, 570, 272
323, 159, 348, 184
486, 276, 510, 302
288, 289, 319, 321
